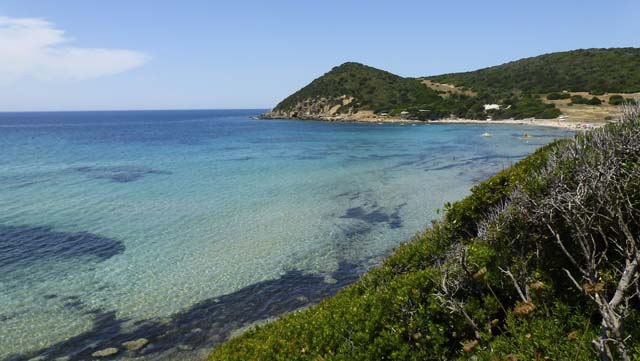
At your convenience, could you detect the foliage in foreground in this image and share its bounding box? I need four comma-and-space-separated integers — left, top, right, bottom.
211, 104, 640, 361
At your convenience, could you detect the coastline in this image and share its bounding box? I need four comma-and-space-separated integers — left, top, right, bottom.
425, 117, 604, 130
260, 113, 606, 131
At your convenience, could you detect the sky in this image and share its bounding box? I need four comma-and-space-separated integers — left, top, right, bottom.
0, 0, 639, 111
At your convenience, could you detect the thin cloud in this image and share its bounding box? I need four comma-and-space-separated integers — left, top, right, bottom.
0, 16, 148, 82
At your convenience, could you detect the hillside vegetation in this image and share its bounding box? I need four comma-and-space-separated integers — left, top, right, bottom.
268, 48, 640, 121
211, 103, 640, 360
270, 62, 559, 121
273, 62, 441, 115
428, 48, 640, 94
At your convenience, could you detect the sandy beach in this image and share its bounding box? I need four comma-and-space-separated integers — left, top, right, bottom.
424, 117, 605, 130
263, 113, 606, 131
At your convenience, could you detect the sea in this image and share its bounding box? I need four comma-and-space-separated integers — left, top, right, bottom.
0, 109, 572, 360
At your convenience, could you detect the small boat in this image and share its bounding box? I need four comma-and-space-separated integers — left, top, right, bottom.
481, 132, 493, 137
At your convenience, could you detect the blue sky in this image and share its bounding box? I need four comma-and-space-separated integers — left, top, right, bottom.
0, 0, 639, 111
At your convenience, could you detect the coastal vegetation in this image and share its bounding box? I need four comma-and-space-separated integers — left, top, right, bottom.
267, 48, 640, 122
273, 62, 442, 116
210, 102, 640, 360
547, 92, 571, 100
570, 95, 603, 106
428, 48, 640, 94
270, 63, 561, 121
610, 95, 637, 106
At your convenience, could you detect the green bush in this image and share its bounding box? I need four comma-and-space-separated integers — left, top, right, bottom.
570, 95, 601, 105
610, 94, 625, 105
570, 95, 589, 104
474, 303, 596, 360
588, 96, 602, 105
538, 107, 562, 118
546, 92, 571, 100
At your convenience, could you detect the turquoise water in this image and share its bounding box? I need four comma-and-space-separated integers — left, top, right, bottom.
0, 110, 571, 360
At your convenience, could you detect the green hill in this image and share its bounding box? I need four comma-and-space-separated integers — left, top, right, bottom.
268, 62, 558, 120
427, 48, 640, 94
267, 48, 640, 121
211, 103, 640, 361
272, 62, 441, 115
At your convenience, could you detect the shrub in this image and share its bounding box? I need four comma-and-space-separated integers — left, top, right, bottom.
570, 95, 589, 104
474, 303, 596, 360
547, 92, 571, 100
538, 107, 562, 119
570, 95, 601, 105
609, 95, 625, 105
587, 96, 602, 105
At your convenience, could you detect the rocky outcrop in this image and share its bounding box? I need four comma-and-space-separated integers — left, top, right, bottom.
263, 95, 355, 120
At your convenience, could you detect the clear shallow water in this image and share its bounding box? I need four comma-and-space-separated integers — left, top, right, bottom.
0, 110, 571, 360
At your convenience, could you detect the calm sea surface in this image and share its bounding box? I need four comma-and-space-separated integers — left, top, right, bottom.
0, 109, 571, 360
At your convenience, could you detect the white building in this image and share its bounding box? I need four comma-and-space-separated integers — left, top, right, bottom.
484, 104, 501, 111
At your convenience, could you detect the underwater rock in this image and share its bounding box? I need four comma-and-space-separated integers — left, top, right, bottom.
324, 275, 338, 284
122, 338, 149, 351
91, 347, 119, 357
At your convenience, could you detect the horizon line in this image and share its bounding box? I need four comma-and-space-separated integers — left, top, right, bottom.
0, 107, 272, 114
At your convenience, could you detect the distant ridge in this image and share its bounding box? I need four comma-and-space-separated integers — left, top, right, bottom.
264, 47, 640, 122
427, 47, 640, 94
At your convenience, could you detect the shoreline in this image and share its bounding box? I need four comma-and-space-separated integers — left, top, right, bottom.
260, 114, 606, 131
425, 117, 604, 130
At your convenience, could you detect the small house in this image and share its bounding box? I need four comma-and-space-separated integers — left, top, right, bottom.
483, 104, 500, 111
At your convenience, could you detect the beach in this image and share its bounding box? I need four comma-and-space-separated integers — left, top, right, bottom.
263, 113, 604, 130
